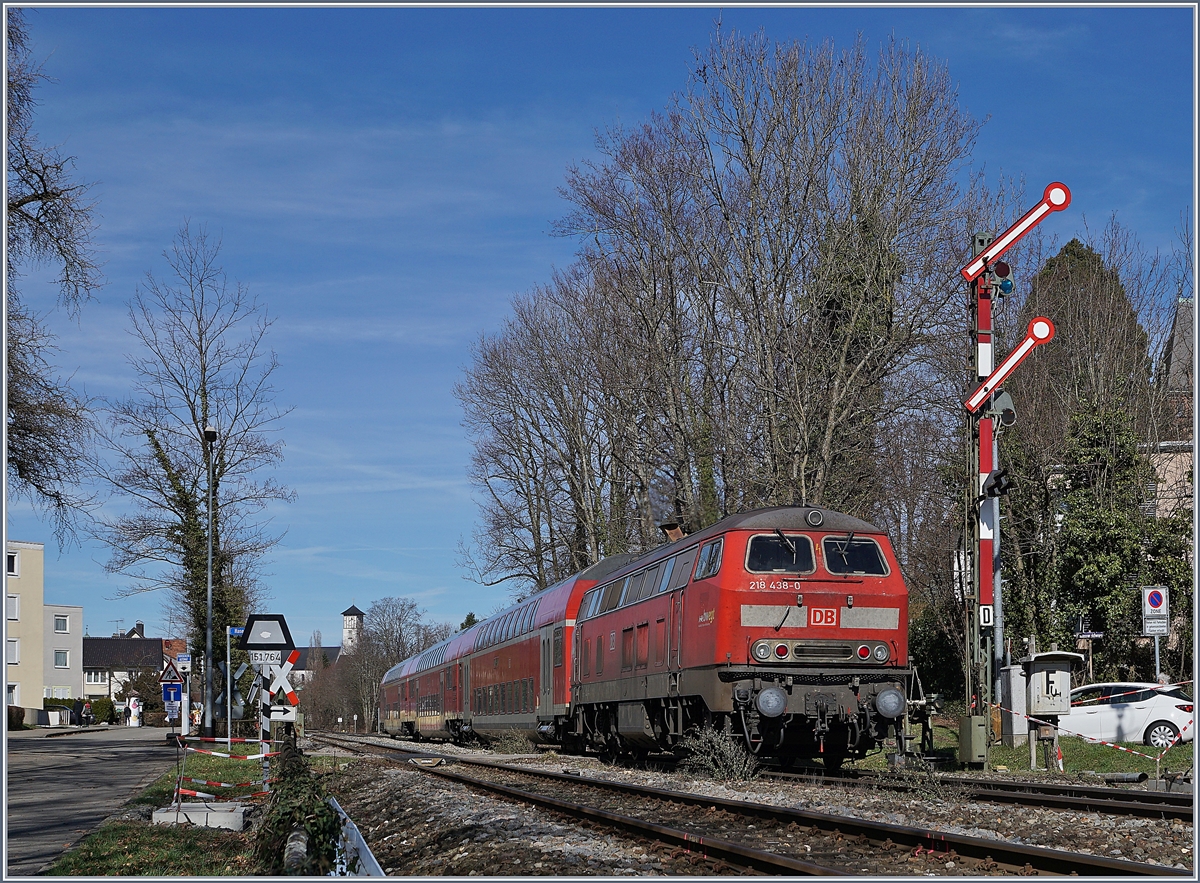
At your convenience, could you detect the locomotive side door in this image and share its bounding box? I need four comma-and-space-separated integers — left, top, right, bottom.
670, 590, 684, 671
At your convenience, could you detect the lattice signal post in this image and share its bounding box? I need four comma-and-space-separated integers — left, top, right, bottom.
961, 184, 1069, 759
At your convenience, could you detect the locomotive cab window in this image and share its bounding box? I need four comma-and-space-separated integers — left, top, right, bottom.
694, 538, 724, 580
821, 536, 888, 575
746, 533, 815, 574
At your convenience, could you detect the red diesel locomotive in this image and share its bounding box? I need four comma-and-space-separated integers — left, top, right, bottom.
380, 505, 923, 768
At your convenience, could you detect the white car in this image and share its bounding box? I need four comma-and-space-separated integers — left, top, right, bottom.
1059, 682, 1194, 748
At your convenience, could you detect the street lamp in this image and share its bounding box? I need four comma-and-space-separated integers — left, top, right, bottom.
203, 424, 218, 737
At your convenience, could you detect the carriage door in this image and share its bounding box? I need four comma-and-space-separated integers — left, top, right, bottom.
540, 631, 552, 715
462, 661, 470, 715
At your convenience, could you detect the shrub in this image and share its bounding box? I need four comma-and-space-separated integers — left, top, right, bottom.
90, 697, 117, 724
8, 705, 26, 730
677, 725, 760, 781
490, 728, 532, 755
255, 735, 341, 874
143, 711, 169, 728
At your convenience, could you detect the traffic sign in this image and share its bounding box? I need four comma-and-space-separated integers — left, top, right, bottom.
238, 614, 295, 654
249, 649, 283, 666
964, 318, 1056, 413
161, 682, 182, 703
159, 659, 184, 684
1143, 586, 1169, 617
176, 653, 192, 674
961, 182, 1071, 281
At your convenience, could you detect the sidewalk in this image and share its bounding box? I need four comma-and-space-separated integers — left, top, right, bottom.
6, 724, 185, 875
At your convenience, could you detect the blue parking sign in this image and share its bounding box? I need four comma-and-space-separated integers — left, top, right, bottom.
161, 683, 182, 703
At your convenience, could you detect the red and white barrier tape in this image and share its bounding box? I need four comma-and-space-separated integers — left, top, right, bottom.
179, 776, 270, 789
186, 747, 280, 760
175, 787, 269, 801
989, 702, 1162, 761
178, 735, 280, 744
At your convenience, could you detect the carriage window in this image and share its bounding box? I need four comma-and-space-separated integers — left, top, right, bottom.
553, 627, 564, 667
821, 536, 888, 575
637, 564, 662, 601
600, 579, 623, 613
746, 533, 816, 574
621, 571, 646, 605
654, 557, 676, 594
616, 576, 637, 606
694, 538, 724, 580
669, 547, 699, 590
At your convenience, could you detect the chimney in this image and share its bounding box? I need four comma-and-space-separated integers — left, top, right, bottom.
658, 520, 685, 543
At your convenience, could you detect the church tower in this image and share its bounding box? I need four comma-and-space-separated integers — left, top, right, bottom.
342, 605, 365, 652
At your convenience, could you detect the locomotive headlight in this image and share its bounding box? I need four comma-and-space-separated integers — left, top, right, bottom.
872, 644, 889, 662
752, 641, 772, 661
874, 688, 906, 719
756, 686, 788, 718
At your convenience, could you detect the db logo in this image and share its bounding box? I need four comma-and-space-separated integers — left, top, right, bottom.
809, 608, 838, 627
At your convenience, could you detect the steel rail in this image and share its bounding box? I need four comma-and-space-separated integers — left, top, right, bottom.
763, 769, 1195, 820
426, 765, 845, 876
310, 733, 1188, 876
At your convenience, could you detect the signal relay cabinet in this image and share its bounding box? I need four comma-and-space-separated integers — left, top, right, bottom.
1023, 650, 1083, 716
1021, 650, 1083, 771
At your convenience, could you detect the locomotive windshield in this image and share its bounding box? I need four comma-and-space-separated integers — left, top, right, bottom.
822, 536, 888, 575
746, 534, 815, 573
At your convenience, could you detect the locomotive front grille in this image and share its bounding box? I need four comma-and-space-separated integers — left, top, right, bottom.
791, 644, 853, 660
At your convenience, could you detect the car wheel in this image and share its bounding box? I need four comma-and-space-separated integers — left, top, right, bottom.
1144, 720, 1179, 748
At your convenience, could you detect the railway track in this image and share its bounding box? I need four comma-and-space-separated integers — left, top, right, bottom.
763, 768, 1195, 820
310, 732, 1188, 876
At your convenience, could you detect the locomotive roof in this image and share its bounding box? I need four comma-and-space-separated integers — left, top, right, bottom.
601, 506, 886, 576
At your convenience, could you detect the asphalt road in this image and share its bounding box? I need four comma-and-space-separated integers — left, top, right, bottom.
5, 724, 183, 876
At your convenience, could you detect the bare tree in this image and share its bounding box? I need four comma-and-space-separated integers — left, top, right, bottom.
89, 223, 294, 660
462, 28, 992, 593
5, 9, 102, 541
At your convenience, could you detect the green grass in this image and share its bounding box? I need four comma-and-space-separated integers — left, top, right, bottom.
43, 753, 304, 876
848, 717, 1193, 777
43, 822, 254, 876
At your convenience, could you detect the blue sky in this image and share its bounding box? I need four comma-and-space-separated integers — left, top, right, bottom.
7, 5, 1195, 649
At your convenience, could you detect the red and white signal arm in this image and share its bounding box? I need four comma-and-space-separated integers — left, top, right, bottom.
961, 183, 1071, 282
964, 318, 1055, 413
1142, 586, 1169, 618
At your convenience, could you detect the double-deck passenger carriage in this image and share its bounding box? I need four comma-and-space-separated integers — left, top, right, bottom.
380, 506, 927, 768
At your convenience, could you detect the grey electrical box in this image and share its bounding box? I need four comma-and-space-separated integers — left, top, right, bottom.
1023, 651, 1083, 716
958, 714, 987, 764
1000, 665, 1028, 747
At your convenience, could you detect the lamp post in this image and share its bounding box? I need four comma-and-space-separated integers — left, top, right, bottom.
203, 424, 218, 737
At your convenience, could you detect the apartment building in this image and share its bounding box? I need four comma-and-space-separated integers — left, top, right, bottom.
6, 541, 45, 708
43, 604, 84, 701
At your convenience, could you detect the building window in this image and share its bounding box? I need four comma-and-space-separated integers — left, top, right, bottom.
52, 686, 71, 699
6, 594, 18, 621
54, 615, 69, 633
6, 639, 19, 664
7, 683, 18, 705
85, 670, 107, 684
54, 650, 69, 668
5, 552, 17, 576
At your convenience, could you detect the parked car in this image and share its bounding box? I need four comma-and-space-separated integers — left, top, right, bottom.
1059, 682, 1193, 748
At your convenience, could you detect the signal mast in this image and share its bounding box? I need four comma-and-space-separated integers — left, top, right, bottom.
960, 183, 1070, 762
